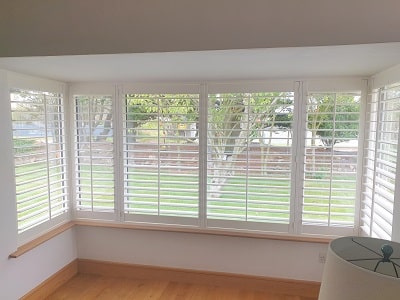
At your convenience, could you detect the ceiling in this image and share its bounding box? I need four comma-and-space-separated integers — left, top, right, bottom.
1, 43, 400, 83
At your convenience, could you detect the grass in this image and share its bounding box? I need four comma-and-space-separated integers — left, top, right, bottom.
15, 161, 67, 231
15, 158, 357, 228
13, 138, 37, 153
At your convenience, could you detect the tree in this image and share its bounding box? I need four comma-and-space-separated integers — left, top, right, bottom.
208, 92, 293, 197
11, 89, 64, 144
126, 94, 158, 142
125, 94, 198, 143
306, 93, 360, 178
125, 92, 293, 198
307, 94, 360, 147
75, 95, 113, 143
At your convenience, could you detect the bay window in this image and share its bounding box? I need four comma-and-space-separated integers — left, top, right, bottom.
11, 77, 400, 243
69, 81, 364, 237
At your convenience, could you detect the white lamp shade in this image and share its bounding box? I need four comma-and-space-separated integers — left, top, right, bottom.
318, 237, 400, 300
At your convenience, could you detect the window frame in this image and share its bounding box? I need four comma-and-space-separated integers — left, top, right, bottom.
69, 79, 366, 238
7, 72, 70, 245
8, 64, 400, 248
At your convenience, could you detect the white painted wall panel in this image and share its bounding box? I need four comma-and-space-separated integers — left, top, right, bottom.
0, 71, 77, 300
76, 226, 328, 282
0, 229, 77, 299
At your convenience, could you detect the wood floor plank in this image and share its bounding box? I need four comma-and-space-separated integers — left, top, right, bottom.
46, 274, 318, 300
77, 259, 320, 298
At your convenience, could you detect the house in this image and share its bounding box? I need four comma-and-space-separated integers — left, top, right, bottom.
1, 1, 400, 299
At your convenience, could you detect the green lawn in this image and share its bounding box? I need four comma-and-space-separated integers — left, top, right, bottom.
15, 161, 67, 231
15, 162, 357, 227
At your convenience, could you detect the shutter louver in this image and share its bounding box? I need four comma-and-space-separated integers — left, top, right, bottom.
74, 95, 115, 213
303, 93, 360, 232
123, 93, 199, 224
361, 85, 399, 239
11, 89, 68, 234
207, 92, 293, 231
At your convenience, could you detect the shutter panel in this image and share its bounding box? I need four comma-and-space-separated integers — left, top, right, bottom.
74, 95, 115, 214
207, 91, 293, 232
123, 93, 199, 225
303, 92, 360, 233
361, 85, 400, 239
11, 89, 68, 235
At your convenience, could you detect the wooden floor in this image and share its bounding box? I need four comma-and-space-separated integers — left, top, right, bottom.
46, 274, 317, 300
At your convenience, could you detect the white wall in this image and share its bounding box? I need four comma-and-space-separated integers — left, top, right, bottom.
372, 63, 400, 89
1, 0, 400, 57
0, 70, 78, 299
0, 230, 77, 299
76, 226, 328, 282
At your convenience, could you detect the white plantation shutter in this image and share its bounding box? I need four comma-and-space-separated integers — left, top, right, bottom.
361, 85, 400, 240
123, 92, 200, 225
74, 95, 115, 215
303, 92, 360, 235
207, 91, 294, 232
11, 88, 68, 238
10, 79, 386, 240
